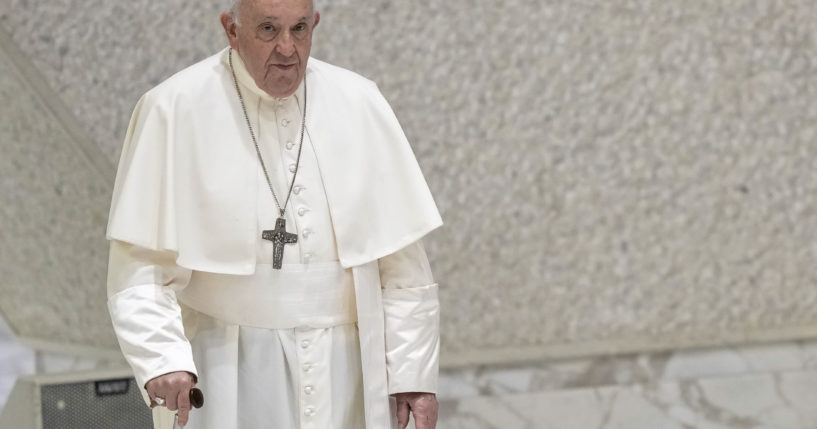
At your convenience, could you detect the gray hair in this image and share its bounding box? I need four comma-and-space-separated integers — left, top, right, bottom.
229, 0, 318, 27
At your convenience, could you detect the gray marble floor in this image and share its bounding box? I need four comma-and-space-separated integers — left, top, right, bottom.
438, 340, 817, 429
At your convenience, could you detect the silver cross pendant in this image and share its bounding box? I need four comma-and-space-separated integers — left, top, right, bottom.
262, 217, 298, 269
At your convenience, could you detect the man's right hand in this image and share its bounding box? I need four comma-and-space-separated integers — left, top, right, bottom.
145, 371, 197, 427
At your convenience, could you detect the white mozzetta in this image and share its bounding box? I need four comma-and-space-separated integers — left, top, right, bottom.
107, 48, 441, 271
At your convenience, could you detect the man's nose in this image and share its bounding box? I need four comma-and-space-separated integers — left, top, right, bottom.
275, 32, 296, 57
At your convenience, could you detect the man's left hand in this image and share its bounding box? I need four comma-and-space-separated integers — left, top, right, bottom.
393, 392, 438, 429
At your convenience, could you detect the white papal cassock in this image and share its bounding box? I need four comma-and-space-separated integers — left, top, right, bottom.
107, 48, 442, 429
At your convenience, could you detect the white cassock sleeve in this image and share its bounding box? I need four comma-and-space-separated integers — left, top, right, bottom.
379, 240, 440, 395
106, 240, 198, 404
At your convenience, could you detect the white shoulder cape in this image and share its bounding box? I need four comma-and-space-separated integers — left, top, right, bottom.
107, 48, 442, 272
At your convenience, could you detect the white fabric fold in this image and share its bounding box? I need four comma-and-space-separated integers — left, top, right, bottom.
378, 241, 440, 394
177, 263, 357, 330
351, 262, 393, 428
107, 284, 198, 405
382, 283, 440, 394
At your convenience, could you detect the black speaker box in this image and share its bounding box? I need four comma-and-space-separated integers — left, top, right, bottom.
0, 369, 152, 429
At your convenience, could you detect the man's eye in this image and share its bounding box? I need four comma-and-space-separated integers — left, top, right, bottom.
294, 24, 306, 31
262, 25, 274, 32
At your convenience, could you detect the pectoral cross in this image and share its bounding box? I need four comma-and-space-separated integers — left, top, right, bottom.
262, 217, 298, 269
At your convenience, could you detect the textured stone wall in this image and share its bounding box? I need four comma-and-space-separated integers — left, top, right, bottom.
2, 0, 817, 364
0, 28, 114, 349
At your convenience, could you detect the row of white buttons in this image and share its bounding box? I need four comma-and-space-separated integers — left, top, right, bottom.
280, 111, 312, 263
301, 335, 317, 420
278, 109, 308, 252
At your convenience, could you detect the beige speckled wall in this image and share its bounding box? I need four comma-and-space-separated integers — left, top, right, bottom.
2, 1, 817, 365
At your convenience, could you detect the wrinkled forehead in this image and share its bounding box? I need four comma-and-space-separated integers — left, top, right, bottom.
239, 0, 315, 18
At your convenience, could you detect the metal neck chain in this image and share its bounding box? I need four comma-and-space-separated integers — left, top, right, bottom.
228, 48, 307, 218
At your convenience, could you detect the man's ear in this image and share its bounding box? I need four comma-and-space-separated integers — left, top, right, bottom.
220, 12, 239, 50
313, 11, 320, 29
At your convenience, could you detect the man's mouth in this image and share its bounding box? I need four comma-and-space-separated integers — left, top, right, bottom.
273, 63, 296, 70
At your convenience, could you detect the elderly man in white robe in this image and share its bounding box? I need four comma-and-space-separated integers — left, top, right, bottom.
105, 0, 442, 428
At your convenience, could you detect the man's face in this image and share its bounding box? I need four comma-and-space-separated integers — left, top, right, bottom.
222, 0, 319, 98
